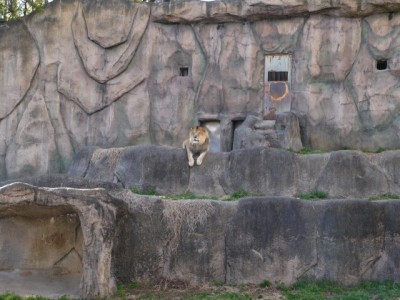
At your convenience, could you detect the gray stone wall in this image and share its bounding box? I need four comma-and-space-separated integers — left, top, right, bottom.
113, 195, 400, 287
1, 0, 400, 180
68, 145, 400, 199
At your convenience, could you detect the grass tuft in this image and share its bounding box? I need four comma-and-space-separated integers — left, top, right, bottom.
129, 281, 139, 289
297, 148, 327, 155
131, 187, 157, 196
230, 188, 250, 199
375, 147, 386, 153
369, 193, 400, 201
297, 190, 329, 200
340, 146, 352, 151
117, 284, 126, 298
259, 280, 271, 288
0, 293, 71, 300
7, 280, 399, 300
0, 292, 23, 300
279, 280, 400, 300
224, 188, 264, 201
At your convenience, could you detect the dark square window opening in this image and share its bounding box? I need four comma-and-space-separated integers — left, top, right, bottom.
268, 71, 288, 82
376, 60, 388, 70
180, 67, 189, 77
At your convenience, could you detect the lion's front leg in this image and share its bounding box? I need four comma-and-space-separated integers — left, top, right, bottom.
196, 150, 208, 165
186, 148, 195, 167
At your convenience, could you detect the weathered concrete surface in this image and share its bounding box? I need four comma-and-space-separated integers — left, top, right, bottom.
0, 182, 127, 298
69, 145, 400, 199
0, 0, 400, 179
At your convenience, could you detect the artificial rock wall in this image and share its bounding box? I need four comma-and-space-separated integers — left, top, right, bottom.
1, 0, 400, 180
68, 145, 400, 199
2, 179, 400, 298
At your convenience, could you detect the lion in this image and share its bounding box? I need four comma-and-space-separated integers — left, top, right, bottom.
182, 126, 209, 167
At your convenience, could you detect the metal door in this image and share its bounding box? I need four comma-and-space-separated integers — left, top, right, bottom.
264, 55, 291, 119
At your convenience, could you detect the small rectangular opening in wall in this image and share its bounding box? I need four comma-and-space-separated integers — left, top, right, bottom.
268, 71, 288, 82
180, 67, 189, 77
376, 60, 388, 70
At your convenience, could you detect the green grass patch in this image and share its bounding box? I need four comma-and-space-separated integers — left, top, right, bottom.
297, 190, 329, 200
129, 280, 139, 289
165, 191, 198, 200
225, 188, 263, 201
131, 186, 158, 196
375, 147, 386, 153
3, 281, 400, 300
131, 188, 217, 200
340, 146, 353, 151
280, 280, 400, 300
369, 193, 400, 201
117, 284, 127, 298
0, 292, 23, 300
229, 188, 250, 199
297, 148, 327, 155
259, 279, 271, 288
0, 294, 70, 300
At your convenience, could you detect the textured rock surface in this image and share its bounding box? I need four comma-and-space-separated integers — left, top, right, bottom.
1, 0, 400, 179
0, 21, 39, 120
233, 113, 303, 151
69, 145, 400, 198
152, 0, 400, 22
113, 195, 400, 287
2, 178, 400, 296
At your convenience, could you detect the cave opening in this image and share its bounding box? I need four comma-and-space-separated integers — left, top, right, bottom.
0, 204, 83, 298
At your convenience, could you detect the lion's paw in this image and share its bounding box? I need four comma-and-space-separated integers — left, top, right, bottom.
189, 158, 195, 167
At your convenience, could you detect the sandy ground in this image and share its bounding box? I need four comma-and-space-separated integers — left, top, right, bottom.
0, 269, 81, 298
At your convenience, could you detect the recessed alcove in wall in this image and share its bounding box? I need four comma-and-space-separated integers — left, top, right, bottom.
200, 121, 221, 152
0, 204, 82, 298
231, 119, 244, 150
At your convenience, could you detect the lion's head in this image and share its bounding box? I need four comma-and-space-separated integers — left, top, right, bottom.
189, 126, 209, 146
